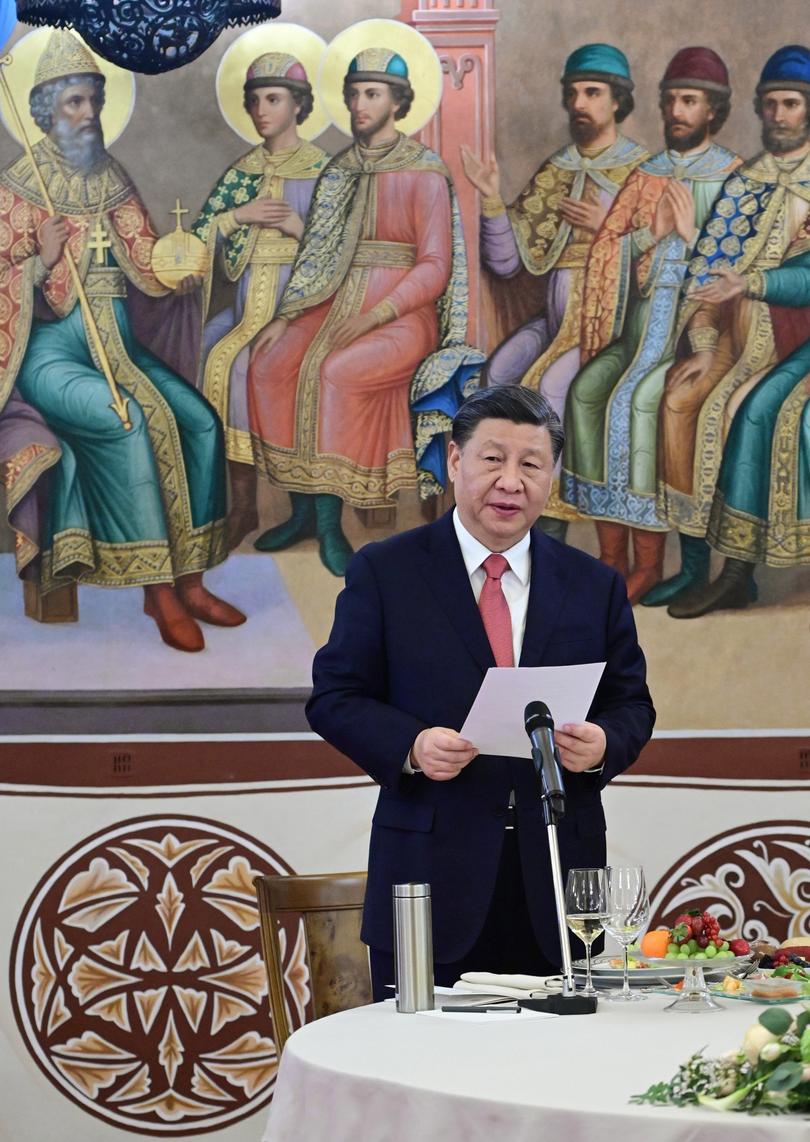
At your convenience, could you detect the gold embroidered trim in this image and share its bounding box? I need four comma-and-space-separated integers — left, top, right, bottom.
352, 240, 416, 268
250, 237, 299, 265
217, 210, 241, 240
370, 298, 398, 325
744, 268, 767, 300
481, 194, 506, 218
251, 436, 417, 508
688, 326, 719, 352
84, 265, 127, 298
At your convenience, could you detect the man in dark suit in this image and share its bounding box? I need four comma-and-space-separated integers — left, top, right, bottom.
307, 386, 655, 999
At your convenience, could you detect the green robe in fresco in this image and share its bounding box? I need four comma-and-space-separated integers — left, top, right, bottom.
707, 251, 810, 566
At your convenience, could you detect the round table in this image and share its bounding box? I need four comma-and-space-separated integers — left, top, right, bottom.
262, 995, 808, 1141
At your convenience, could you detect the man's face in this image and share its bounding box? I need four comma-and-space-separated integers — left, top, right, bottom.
345, 81, 399, 140
761, 89, 810, 154
563, 80, 618, 145
50, 79, 105, 168
662, 87, 715, 151
246, 86, 298, 141
447, 418, 555, 552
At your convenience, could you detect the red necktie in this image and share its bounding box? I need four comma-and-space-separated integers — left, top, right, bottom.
479, 553, 514, 667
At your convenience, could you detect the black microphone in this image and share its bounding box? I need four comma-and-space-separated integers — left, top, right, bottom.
524, 700, 566, 823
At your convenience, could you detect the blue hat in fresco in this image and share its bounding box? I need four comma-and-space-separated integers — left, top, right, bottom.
345, 48, 411, 89
758, 45, 810, 94
562, 44, 633, 90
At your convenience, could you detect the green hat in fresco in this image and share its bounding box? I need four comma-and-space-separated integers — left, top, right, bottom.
562, 43, 633, 90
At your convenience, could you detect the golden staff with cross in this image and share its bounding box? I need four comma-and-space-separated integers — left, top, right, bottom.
0, 54, 132, 429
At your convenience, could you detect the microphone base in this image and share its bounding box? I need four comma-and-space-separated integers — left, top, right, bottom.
519, 995, 598, 1016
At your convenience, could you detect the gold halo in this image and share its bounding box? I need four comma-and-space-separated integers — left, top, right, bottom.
216, 23, 329, 144
319, 19, 443, 138
0, 28, 135, 147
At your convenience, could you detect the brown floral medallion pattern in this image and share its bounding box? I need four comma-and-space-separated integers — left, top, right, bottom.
648, 820, 810, 943
10, 815, 311, 1135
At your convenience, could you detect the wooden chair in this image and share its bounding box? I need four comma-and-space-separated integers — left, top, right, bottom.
254, 871, 372, 1054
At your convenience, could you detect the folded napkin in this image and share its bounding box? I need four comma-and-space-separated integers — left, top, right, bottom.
454, 971, 564, 999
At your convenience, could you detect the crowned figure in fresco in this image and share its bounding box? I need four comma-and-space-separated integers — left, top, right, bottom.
0, 29, 245, 651
460, 43, 648, 543
561, 48, 740, 604
191, 30, 329, 550
245, 23, 482, 577
649, 44, 810, 617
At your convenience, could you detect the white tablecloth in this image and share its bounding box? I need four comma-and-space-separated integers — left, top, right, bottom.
263, 996, 809, 1141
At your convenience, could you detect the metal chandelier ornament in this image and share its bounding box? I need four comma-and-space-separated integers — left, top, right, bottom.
16, 1, 282, 74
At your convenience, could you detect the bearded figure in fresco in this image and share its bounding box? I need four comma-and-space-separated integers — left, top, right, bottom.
191, 50, 328, 550
561, 48, 740, 605
649, 44, 810, 617
246, 45, 481, 577
0, 30, 245, 652
679, 252, 810, 613
460, 43, 648, 543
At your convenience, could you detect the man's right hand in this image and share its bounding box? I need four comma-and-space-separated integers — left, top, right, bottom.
665, 350, 714, 392
251, 317, 288, 360
234, 197, 299, 231
411, 727, 478, 781
459, 145, 500, 199
39, 214, 69, 269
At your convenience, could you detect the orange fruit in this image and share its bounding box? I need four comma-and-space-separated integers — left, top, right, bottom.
640, 929, 671, 958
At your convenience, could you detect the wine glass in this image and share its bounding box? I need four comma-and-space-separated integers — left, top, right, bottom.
564, 867, 608, 998
603, 866, 650, 1002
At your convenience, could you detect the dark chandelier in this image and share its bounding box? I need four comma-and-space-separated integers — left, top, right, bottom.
16, 1, 282, 74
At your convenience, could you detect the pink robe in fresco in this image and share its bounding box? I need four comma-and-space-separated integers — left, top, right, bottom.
247, 167, 452, 508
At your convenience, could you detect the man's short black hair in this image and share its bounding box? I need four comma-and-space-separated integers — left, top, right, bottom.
451, 385, 565, 462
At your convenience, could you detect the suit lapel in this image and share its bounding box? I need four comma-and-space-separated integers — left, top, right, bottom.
519, 529, 570, 666
418, 511, 495, 675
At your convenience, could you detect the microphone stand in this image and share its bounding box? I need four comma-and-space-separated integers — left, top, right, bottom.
532, 750, 576, 997
522, 725, 597, 1016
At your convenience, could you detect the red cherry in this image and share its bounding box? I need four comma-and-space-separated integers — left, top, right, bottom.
696, 934, 710, 949
691, 916, 704, 936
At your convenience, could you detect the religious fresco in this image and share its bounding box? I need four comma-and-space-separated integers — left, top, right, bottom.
0, 1, 808, 732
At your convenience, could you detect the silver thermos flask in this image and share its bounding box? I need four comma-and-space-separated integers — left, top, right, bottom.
392, 883, 434, 1012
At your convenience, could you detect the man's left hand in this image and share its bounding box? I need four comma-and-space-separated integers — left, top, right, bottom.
329, 312, 379, 349
555, 721, 606, 772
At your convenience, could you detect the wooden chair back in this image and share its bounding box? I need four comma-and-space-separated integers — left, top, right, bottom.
254, 871, 372, 1054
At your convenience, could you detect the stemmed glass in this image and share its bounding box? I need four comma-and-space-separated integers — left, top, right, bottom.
603, 866, 650, 1002
564, 867, 608, 998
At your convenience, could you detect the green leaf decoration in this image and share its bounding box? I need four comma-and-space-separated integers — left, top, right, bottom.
759, 1007, 792, 1035
797, 1010, 810, 1038
800, 1024, 810, 1064
764, 1061, 804, 1092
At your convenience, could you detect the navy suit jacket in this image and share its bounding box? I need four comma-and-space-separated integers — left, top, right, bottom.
307, 511, 655, 965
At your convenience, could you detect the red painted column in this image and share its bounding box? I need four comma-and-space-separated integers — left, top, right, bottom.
401, 0, 500, 349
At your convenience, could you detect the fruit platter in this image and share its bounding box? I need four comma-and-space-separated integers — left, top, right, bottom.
633, 907, 752, 962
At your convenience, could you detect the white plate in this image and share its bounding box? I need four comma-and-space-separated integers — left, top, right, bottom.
573, 954, 748, 983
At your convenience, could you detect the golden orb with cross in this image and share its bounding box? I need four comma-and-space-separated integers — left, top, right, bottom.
151, 198, 209, 289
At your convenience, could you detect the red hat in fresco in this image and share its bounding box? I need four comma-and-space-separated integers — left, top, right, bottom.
660, 47, 731, 95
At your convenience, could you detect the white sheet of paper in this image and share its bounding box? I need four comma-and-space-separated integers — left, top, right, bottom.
458, 663, 606, 758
